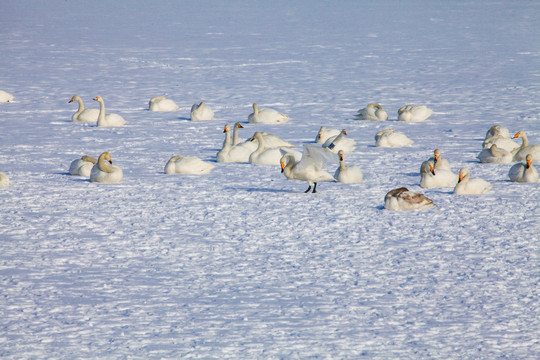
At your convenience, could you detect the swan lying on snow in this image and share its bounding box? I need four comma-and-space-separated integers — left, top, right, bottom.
384, 187, 434, 211
69, 95, 100, 122
149, 96, 179, 111
164, 155, 215, 175
322, 129, 356, 154
315, 126, 341, 144
398, 105, 433, 122
248, 103, 290, 124
217, 124, 254, 163
453, 168, 492, 195
93, 96, 126, 127
483, 126, 519, 152
249, 132, 300, 165
512, 131, 540, 162
508, 154, 538, 183
0, 171, 9, 187
69, 155, 98, 177
90, 152, 123, 183
190, 101, 214, 121
374, 129, 413, 147
477, 144, 512, 164
420, 160, 458, 188
420, 149, 451, 173
334, 150, 363, 183
0, 90, 14, 103
354, 103, 388, 121
485, 125, 511, 140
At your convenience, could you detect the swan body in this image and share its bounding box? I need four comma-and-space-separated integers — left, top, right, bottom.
69, 155, 98, 177
508, 154, 538, 183
420, 161, 458, 188
512, 131, 540, 161
190, 101, 215, 121
280, 145, 335, 193
69, 95, 100, 122
398, 105, 433, 122
315, 126, 341, 144
485, 125, 511, 140
384, 187, 434, 211
483, 135, 520, 153
0, 90, 14, 103
248, 103, 290, 124
374, 129, 414, 147
164, 155, 215, 175
334, 150, 363, 183
93, 96, 126, 127
477, 144, 512, 164
420, 149, 451, 173
249, 132, 286, 165
322, 129, 356, 154
453, 168, 492, 195
354, 103, 388, 121
149, 96, 179, 111
90, 152, 123, 183
0, 171, 9, 187
217, 124, 253, 163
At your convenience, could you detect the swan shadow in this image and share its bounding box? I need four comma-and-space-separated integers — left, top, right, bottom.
177, 116, 191, 121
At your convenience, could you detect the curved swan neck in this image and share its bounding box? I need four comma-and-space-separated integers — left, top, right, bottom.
82, 155, 97, 164
252, 103, 259, 116
253, 132, 265, 154
222, 126, 231, 149
94, 97, 106, 125
98, 152, 114, 173
232, 123, 243, 145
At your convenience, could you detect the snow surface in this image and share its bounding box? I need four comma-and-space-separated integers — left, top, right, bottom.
1, 1, 539, 358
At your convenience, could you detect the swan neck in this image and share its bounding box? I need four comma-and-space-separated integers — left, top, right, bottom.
98, 154, 114, 173
97, 99, 106, 124
232, 126, 240, 145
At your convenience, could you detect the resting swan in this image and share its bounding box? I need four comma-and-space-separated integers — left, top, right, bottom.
149, 96, 179, 111
384, 187, 434, 211
453, 168, 492, 195
398, 105, 433, 122
334, 150, 363, 183
420, 161, 458, 188
190, 101, 215, 121
0, 90, 14, 103
0, 171, 9, 187
374, 129, 413, 147
280, 145, 335, 193
90, 152, 123, 183
248, 103, 290, 124
420, 149, 451, 173
485, 125, 511, 140
249, 132, 289, 165
508, 154, 538, 183
93, 96, 126, 127
322, 129, 356, 154
315, 126, 341, 144
164, 155, 215, 175
512, 131, 540, 161
69, 95, 100, 122
217, 124, 253, 163
477, 144, 512, 164
354, 103, 388, 121
69, 155, 98, 177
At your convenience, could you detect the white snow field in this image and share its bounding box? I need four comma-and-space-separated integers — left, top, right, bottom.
1, 1, 539, 358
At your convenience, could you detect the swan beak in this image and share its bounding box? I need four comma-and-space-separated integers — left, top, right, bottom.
317, 133, 322, 139
343, 130, 348, 135
93, 96, 99, 101
223, 126, 228, 133
280, 162, 285, 173
339, 153, 344, 161
513, 132, 519, 138
68, 97, 74, 103
526, 159, 531, 168
458, 173, 463, 182
429, 165, 435, 175
237, 123, 244, 128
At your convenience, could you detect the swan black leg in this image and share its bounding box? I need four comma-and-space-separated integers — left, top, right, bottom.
312, 182, 318, 193
304, 185, 312, 193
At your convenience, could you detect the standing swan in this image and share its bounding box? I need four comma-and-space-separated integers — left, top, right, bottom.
512, 131, 540, 161
190, 101, 215, 121
248, 103, 290, 124
149, 96, 179, 111
0, 90, 14, 103
0, 171, 9, 187
384, 187, 434, 211
398, 105, 433, 122
453, 168, 492, 195
508, 154, 538, 183
322, 129, 356, 154
280, 145, 335, 193
93, 96, 126, 127
334, 150, 363, 183
354, 103, 388, 121
90, 152, 123, 183
69, 155, 98, 177
164, 155, 215, 175
69, 95, 100, 122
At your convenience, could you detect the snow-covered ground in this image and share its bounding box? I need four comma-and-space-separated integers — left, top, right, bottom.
1, 1, 539, 358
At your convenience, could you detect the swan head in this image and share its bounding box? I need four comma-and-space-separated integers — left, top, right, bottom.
513, 131, 524, 139
100, 152, 113, 164
367, 103, 382, 109
338, 150, 344, 161
341, 129, 348, 135
526, 154, 533, 168
93, 96, 102, 102
458, 168, 469, 183
426, 162, 436, 176
398, 105, 411, 114
433, 149, 442, 163
223, 124, 230, 133
235, 122, 244, 129
68, 95, 78, 103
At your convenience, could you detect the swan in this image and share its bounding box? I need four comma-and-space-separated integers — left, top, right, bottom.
384, 187, 434, 211
420, 149, 451, 173
149, 96, 179, 111
190, 101, 215, 121
485, 125, 511, 140
477, 144, 512, 164
334, 150, 363, 183
322, 129, 356, 154
249, 132, 288, 165
420, 161, 458, 188
374, 129, 414, 147
315, 126, 341, 144
0, 171, 9, 187
512, 131, 540, 161
69, 95, 100, 122
90, 152, 123, 183
93, 96, 126, 127
69, 155, 98, 177
280, 145, 335, 193
508, 154, 538, 183
398, 105, 433, 122
483, 133, 520, 153
453, 168, 492, 195
354, 103, 388, 121
217, 124, 253, 163
232, 122, 247, 146
164, 155, 215, 175
0, 90, 14, 103
248, 103, 290, 124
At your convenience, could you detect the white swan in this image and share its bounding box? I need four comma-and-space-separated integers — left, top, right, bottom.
315, 126, 341, 144
164, 155, 215, 175
477, 144, 512, 164
280, 145, 335, 193
512, 131, 540, 162
93, 96, 126, 127
508, 154, 538, 183
0, 171, 9, 187
453, 168, 492, 195
0, 90, 14, 103
322, 129, 356, 154
190, 101, 215, 121
69, 155, 97, 177
354, 103, 388, 121
334, 150, 363, 183
384, 187, 434, 211
149, 96, 179, 111
249, 132, 287, 165
374, 129, 414, 147
90, 152, 123, 183
217, 124, 253, 163
69, 95, 100, 122
485, 125, 511, 140
483, 134, 520, 153
248, 103, 290, 124
398, 105, 433, 122
420, 149, 451, 173
420, 161, 458, 188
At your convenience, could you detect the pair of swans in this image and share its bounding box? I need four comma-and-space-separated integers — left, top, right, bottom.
334, 150, 363, 183
164, 155, 215, 175
384, 187, 434, 211
190, 101, 215, 121
354, 103, 388, 121
453, 168, 492, 194
374, 129, 413, 147
69, 95, 100, 122
69, 95, 126, 126
483, 125, 519, 152
0, 90, 14, 103
398, 105, 433, 122
149, 96, 179, 111
508, 154, 538, 182
89, 152, 123, 183
0, 171, 9, 187
248, 103, 290, 124
322, 129, 356, 154
315, 126, 341, 144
